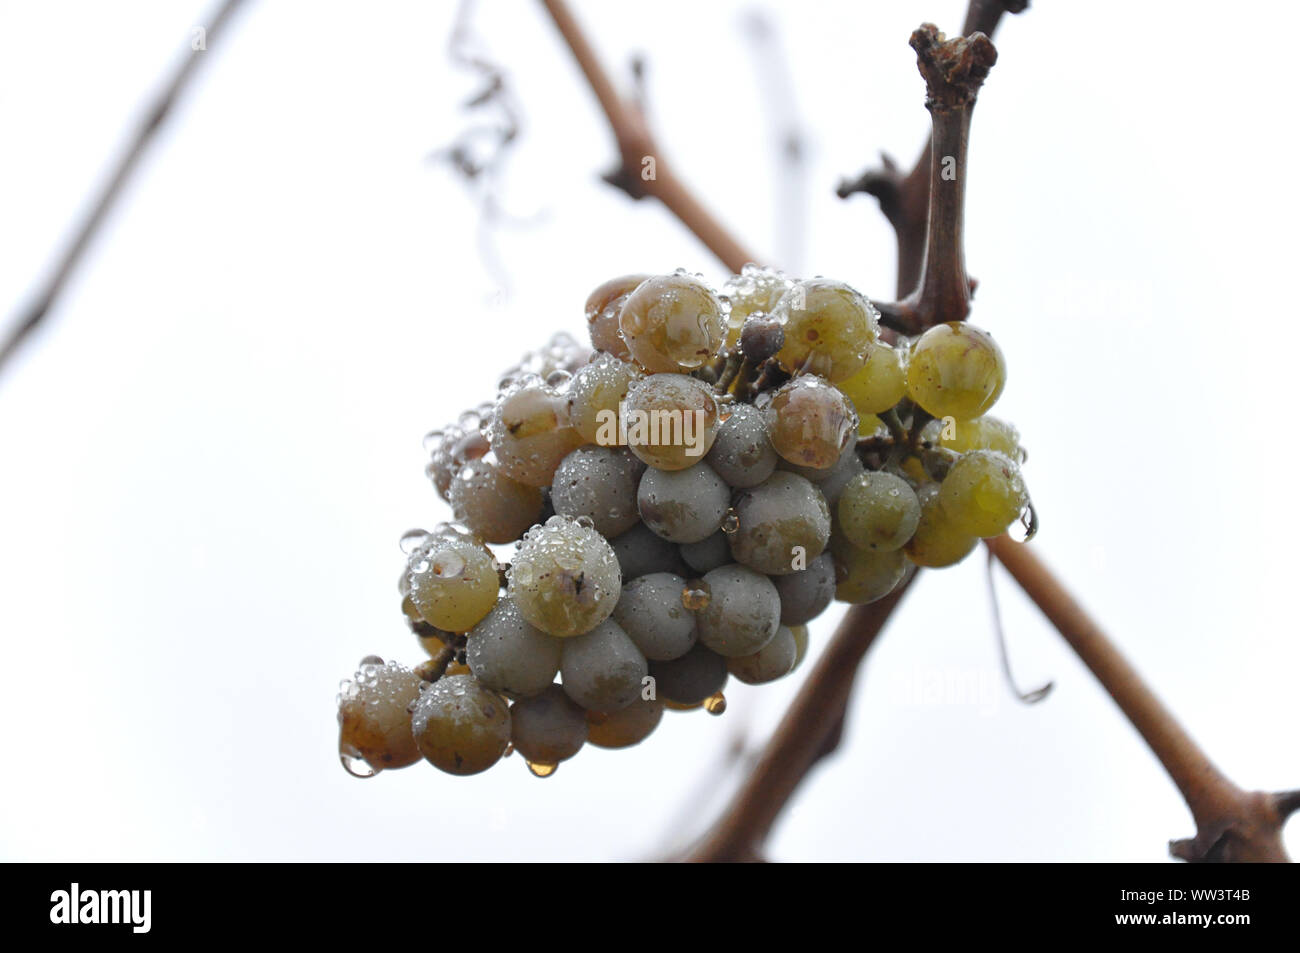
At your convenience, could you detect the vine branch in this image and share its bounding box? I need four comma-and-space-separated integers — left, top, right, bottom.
0, 0, 249, 379
986, 536, 1294, 862
539, 0, 757, 273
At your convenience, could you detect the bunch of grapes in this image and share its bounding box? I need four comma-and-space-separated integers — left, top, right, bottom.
337, 266, 1033, 779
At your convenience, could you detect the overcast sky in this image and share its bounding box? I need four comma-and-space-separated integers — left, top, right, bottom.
1, 0, 1296, 861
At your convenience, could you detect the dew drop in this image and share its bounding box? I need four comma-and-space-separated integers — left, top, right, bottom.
682, 579, 712, 611
503, 743, 515, 758
400, 529, 429, 554
526, 759, 558, 778
433, 552, 466, 578
421, 430, 445, 454
339, 745, 377, 779
703, 691, 727, 716
721, 509, 740, 534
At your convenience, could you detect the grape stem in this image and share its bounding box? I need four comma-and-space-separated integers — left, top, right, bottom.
986, 536, 1297, 861
838, 1, 1027, 300
0, 0, 251, 380
868, 24, 997, 336
538, 0, 758, 273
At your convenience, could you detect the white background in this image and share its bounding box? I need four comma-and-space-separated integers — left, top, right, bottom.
1, 0, 1296, 861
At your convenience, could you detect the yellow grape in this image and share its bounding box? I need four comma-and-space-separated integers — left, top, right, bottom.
407, 535, 500, 633
337, 659, 424, 774
585, 274, 648, 360
773, 278, 878, 382
838, 342, 906, 416
762, 376, 859, 470
623, 373, 719, 471
586, 696, 664, 748
411, 674, 512, 776
903, 483, 978, 568
906, 322, 1006, 419
939, 449, 1028, 538
618, 273, 726, 373
831, 534, 907, 604
837, 470, 921, 552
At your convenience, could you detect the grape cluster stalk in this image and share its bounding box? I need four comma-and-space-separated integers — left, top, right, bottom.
337, 266, 1033, 783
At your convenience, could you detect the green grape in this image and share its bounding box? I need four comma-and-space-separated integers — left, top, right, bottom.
831, 533, 907, 604
337, 659, 424, 775
610, 523, 690, 579
790, 624, 809, 671
410, 674, 512, 776
812, 441, 865, 513
637, 462, 730, 544
508, 515, 621, 638
906, 322, 1006, 419
551, 445, 644, 539
838, 342, 906, 417
722, 265, 792, 349
859, 413, 884, 437
762, 376, 859, 470
618, 273, 726, 373
623, 373, 719, 471
489, 376, 584, 487
773, 278, 878, 381
559, 618, 648, 712
935, 414, 1022, 458
407, 534, 500, 633
586, 696, 664, 748
648, 643, 727, 705
695, 564, 781, 657
904, 483, 978, 568
729, 471, 831, 575
727, 625, 798, 685
679, 531, 730, 574
449, 457, 544, 544
838, 471, 922, 552
466, 598, 563, 697
773, 550, 836, 624
585, 274, 649, 360
612, 572, 697, 661
509, 684, 588, 766
939, 449, 1028, 538
706, 402, 778, 488
566, 354, 642, 445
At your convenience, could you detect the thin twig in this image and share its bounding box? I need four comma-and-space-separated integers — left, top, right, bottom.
538, 0, 758, 272
986, 535, 1293, 862
0, 0, 249, 379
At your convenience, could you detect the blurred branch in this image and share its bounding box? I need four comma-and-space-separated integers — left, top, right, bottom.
538, 0, 758, 272
739, 9, 808, 274
432, 0, 548, 293
0, 0, 249, 379
986, 535, 1293, 862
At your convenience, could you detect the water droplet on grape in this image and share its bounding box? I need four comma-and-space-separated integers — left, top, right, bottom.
400, 529, 429, 554
721, 509, 740, 534
339, 745, 377, 779
525, 759, 558, 778
703, 691, 727, 716
682, 579, 712, 611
